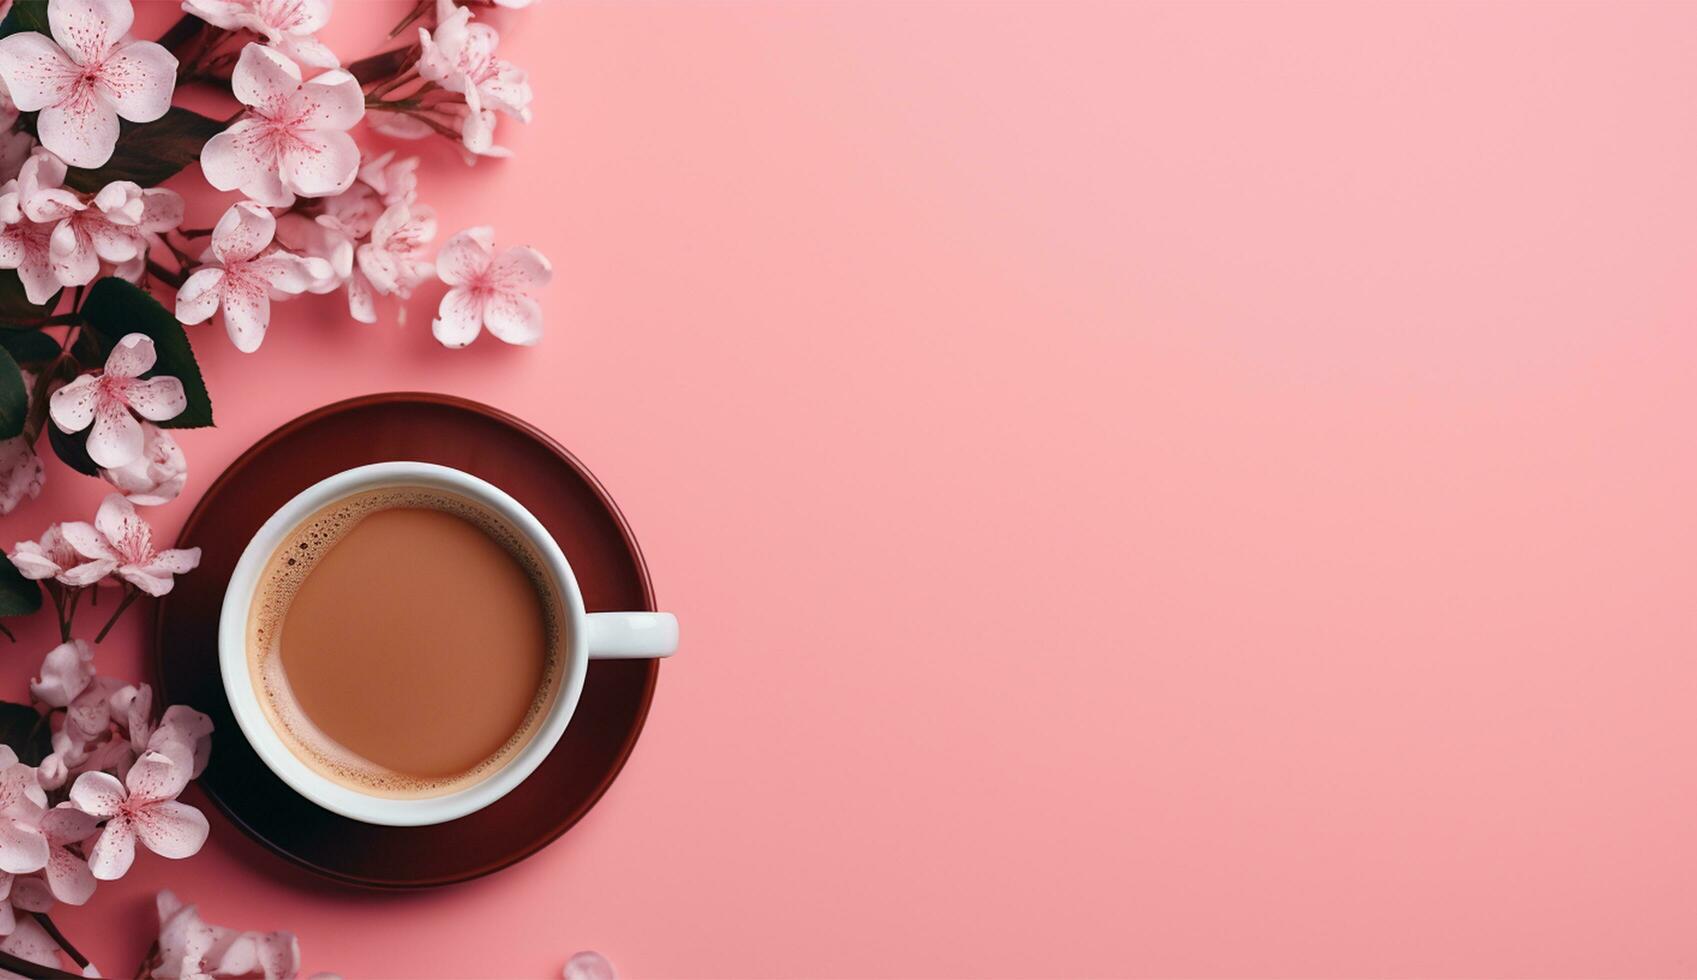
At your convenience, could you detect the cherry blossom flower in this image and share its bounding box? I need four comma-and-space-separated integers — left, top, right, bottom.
26, 176, 151, 287
0, 186, 58, 304
200, 43, 364, 208
182, 0, 338, 69
0, 0, 178, 167
38, 805, 96, 905
358, 151, 419, 206
358, 201, 435, 306
9, 524, 112, 587
0, 916, 59, 972
432, 227, 551, 348
0, 763, 46, 875
62, 494, 201, 597
148, 705, 212, 780
99, 421, 187, 506
177, 201, 327, 353
30, 639, 94, 709
0, 432, 44, 516
70, 748, 208, 880
49, 333, 187, 469
148, 890, 301, 980
418, 0, 532, 122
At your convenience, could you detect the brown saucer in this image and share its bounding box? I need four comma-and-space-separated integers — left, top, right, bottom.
152, 393, 660, 888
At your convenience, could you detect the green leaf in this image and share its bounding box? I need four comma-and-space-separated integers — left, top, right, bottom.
0, 347, 24, 440
0, 0, 48, 39
0, 329, 61, 366
47, 422, 98, 476
61, 108, 225, 193
0, 270, 57, 323
81, 277, 214, 428
0, 556, 40, 619
0, 701, 51, 766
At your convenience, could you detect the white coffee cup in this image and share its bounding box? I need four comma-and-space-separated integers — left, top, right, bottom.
218, 461, 678, 827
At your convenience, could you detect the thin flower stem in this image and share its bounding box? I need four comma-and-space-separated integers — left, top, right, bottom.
0, 948, 79, 979
62, 586, 81, 638
0, 621, 13, 642
147, 258, 188, 290
44, 581, 67, 642
388, 0, 432, 39
29, 913, 89, 971
93, 587, 140, 644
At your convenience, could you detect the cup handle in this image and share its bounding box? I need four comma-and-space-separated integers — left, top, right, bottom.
585, 612, 679, 659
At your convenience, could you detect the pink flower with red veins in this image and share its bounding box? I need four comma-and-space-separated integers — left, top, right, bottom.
63, 493, 202, 596
183, 0, 338, 69
70, 748, 208, 880
49, 333, 187, 468
9, 523, 114, 587
359, 151, 420, 207
38, 805, 97, 905
418, 0, 532, 122
100, 420, 187, 506
0, 762, 47, 876
150, 890, 301, 980
0, 431, 44, 516
148, 705, 213, 779
177, 201, 327, 353
199, 43, 364, 208
360, 202, 436, 300
27, 176, 150, 287
0, 181, 59, 304
431, 226, 551, 348
0, 0, 178, 167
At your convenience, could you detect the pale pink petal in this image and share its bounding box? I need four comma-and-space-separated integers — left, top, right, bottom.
30, 639, 92, 709
0, 33, 76, 112
48, 375, 97, 433
138, 187, 184, 233
44, 843, 95, 905
200, 122, 291, 207
251, 252, 319, 295
93, 490, 144, 547
54, 557, 113, 587
175, 267, 224, 324
280, 128, 359, 198
58, 521, 114, 563
48, 222, 98, 287
152, 706, 213, 778
97, 40, 175, 122
131, 800, 207, 860
219, 271, 271, 353
23, 188, 82, 224
118, 563, 173, 596
103, 332, 156, 378
230, 41, 300, 107
35, 101, 120, 169
148, 547, 200, 576
346, 266, 375, 323
563, 951, 617, 980
87, 220, 140, 263
85, 815, 134, 880
0, 917, 58, 969
210, 201, 274, 265
48, 0, 133, 64
40, 806, 98, 847
125, 749, 188, 804
123, 377, 186, 422
482, 291, 543, 346
492, 244, 552, 290
7, 543, 61, 580
295, 69, 363, 130
434, 227, 494, 286
85, 397, 142, 468
0, 820, 48, 876
431, 287, 484, 348
66, 771, 123, 818
9, 873, 50, 913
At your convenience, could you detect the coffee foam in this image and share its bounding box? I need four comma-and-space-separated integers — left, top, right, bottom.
248, 486, 564, 799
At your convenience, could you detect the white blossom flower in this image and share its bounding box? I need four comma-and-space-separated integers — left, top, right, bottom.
182, 0, 338, 69
99, 420, 187, 506
418, 0, 531, 122
0, 0, 177, 167
49, 333, 187, 469
176, 201, 327, 353
431, 226, 550, 348
200, 43, 364, 208
70, 748, 208, 880
61, 493, 201, 596
9, 523, 113, 587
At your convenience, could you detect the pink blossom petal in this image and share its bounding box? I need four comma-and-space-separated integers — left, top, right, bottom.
219, 271, 271, 353
131, 800, 207, 860
252, 252, 320, 295
92, 493, 144, 556
103, 332, 156, 378
47, 225, 98, 287
85, 815, 134, 880
175, 267, 224, 325
0, 819, 48, 876
57, 522, 113, 563
55, 557, 113, 588
35, 101, 120, 169
482, 291, 543, 346
66, 771, 122, 818
48, 0, 133, 64
85, 397, 143, 468
44, 842, 95, 905
0, 32, 75, 112
138, 188, 184, 233
40, 805, 98, 847
431, 287, 484, 348
152, 706, 213, 778
295, 70, 363, 130
48, 375, 97, 433
125, 749, 188, 804
200, 122, 291, 208
231, 41, 300, 107
24, 188, 82, 224
346, 266, 375, 323
124, 377, 187, 422
434, 226, 494, 286
0, 916, 59, 970
147, 547, 200, 576
280, 127, 360, 198
10, 873, 52, 912
211, 201, 274, 265
492, 244, 552, 290
30, 639, 92, 708
97, 40, 175, 122
564, 951, 617, 980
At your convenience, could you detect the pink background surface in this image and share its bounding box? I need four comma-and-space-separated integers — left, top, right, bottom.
3, 0, 1697, 976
